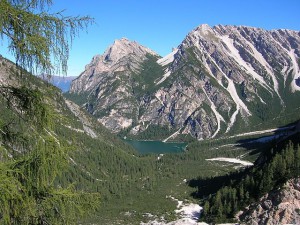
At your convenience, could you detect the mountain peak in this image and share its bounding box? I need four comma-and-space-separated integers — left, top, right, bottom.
70, 24, 300, 140
198, 23, 211, 30
190, 24, 215, 38
103, 37, 157, 63
69, 38, 158, 93
112, 37, 130, 46
118, 37, 129, 42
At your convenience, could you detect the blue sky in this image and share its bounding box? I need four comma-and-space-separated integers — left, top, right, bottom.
1, 0, 300, 76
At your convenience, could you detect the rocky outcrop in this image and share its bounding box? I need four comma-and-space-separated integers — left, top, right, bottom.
238, 178, 300, 225
70, 38, 158, 94
69, 38, 159, 132
69, 25, 300, 140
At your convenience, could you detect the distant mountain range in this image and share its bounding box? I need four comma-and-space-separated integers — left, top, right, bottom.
40, 75, 77, 92
68, 24, 300, 141
2, 26, 300, 225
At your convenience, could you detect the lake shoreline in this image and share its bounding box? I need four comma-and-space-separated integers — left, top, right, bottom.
124, 139, 188, 154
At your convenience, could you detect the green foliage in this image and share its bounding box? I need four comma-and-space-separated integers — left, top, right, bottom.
0, 0, 94, 75
1, 86, 50, 129
0, 138, 100, 225
199, 134, 300, 223
2, 52, 300, 225
0, 1, 100, 222
63, 91, 89, 106
132, 54, 165, 98
0, 75, 100, 224
1, 67, 275, 224
0, 163, 28, 225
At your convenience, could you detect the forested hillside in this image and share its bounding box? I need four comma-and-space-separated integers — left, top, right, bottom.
1, 1, 300, 224
1, 54, 300, 224
0, 56, 102, 224
0, 56, 164, 224
196, 130, 300, 223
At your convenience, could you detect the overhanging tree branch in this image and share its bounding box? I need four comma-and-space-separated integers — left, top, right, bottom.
0, 0, 94, 75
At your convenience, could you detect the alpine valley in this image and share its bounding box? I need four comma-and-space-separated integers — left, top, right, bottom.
1, 24, 300, 225
68, 24, 300, 141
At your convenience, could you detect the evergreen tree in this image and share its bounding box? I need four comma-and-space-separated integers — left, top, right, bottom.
0, 0, 93, 75
0, 1, 99, 224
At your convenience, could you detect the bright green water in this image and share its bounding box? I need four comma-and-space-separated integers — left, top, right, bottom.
125, 140, 187, 154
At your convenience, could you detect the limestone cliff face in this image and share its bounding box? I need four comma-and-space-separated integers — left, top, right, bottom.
70, 38, 158, 94
69, 38, 159, 132
238, 178, 300, 225
69, 25, 300, 140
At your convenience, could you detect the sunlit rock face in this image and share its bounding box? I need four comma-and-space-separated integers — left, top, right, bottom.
70, 25, 300, 139
238, 178, 300, 225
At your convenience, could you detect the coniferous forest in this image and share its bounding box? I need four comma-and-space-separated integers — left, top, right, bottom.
1, 1, 300, 225
196, 135, 300, 223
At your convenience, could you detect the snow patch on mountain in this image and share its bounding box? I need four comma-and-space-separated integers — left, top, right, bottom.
226, 106, 239, 133
157, 49, 178, 67
141, 196, 203, 225
228, 125, 296, 139
155, 49, 179, 85
156, 71, 171, 85
220, 35, 272, 92
225, 78, 251, 132
203, 87, 225, 138
244, 38, 281, 99
163, 128, 182, 142
287, 50, 300, 92
141, 194, 238, 225
69, 25, 300, 140
206, 157, 254, 166
268, 34, 300, 92
202, 53, 251, 133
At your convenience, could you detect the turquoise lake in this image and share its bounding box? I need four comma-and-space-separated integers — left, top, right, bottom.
125, 140, 187, 154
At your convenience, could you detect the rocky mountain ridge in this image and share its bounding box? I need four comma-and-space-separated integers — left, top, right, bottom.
69, 24, 300, 140
238, 178, 300, 225
70, 37, 158, 93
39, 75, 77, 92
